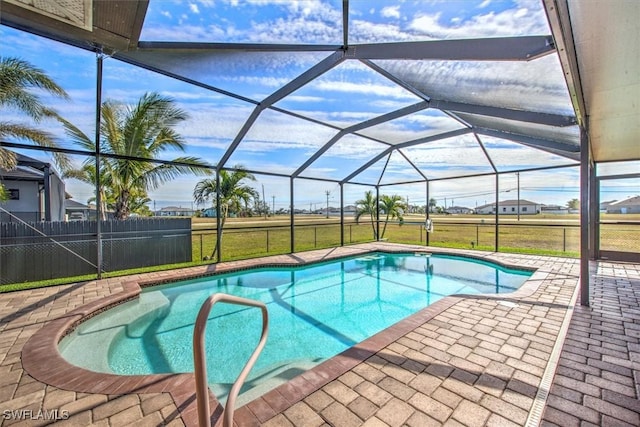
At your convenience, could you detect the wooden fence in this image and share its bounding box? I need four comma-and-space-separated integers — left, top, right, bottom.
1, 218, 192, 284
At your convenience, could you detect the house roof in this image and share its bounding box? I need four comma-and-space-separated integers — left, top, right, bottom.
0, 167, 43, 181
65, 199, 90, 210
160, 206, 193, 212
609, 196, 640, 207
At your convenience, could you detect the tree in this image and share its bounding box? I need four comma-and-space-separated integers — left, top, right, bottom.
63, 92, 210, 219
0, 56, 70, 197
428, 198, 438, 213
193, 166, 257, 258
566, 198, 580, 210
355, 190, 379, 240
379, 194, 406, 240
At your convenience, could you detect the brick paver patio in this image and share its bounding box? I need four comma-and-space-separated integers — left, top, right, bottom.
0, 243, 638, 426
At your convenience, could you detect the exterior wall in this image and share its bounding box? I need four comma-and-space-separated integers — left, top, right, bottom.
607, 205, 640, 214
0, 180, 41, 220
475, 204, 539, 215
496, 204, 539, 215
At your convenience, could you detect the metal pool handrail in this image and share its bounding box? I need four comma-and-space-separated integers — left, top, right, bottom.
193, 293, 269, 427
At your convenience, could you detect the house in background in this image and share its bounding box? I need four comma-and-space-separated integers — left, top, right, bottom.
445, 206, 474, 214
600, 200, 618, 212
475, 199, 541, 215
156, 206, 196, 217
606, 196, 640, 214
64, 199, 93, 221
540, 204, 570, 214
0, 152, 65, 222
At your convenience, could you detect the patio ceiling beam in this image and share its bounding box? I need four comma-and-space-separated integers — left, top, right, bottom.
216, 105, 263, 170
341, 128, 472, 183
475, 128, 581, 160
136, 42, 342, 52
261, 50, 345, 108
351, 36, 555, 61
543, 0, 587, 127
430, 99, 577, 127
397, 150, 429, 181
377, 178, 427, 187
291, 101, 429, 178
362, 59, 429, 101
114, 53, 259, 106
343, 0, 349, 48
393, 128, 473, 150
218, 51, 345, 169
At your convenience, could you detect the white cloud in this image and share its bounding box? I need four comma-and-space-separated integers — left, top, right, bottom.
189, 3, 200, 14
408, 2, 548, 39
312, 79, 417, 101
381, 6, 401, 19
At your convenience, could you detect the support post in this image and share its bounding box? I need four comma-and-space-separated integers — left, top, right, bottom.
43, 165, 51, 221
425, 181, 430, 246
95, 53, 104, 278
290, 178, 295, 253
215, 171, 222, 263
340, 184, 344, 246
495, 174, 499, 251
375, 186, 380, 240
580, 127, 591, 306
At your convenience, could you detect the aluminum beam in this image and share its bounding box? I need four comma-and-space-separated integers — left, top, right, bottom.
216, 105, 263, 169
352, 36, 555, 61
579, 126, 590, 306
431, 99, 576, 127
292, 101, 428, 178
475, 128, 580, 156
218, 51, 342, 168
342, 128, 472, 183
136, 41, 341, 52
543, 0, 587, 127
342, 0, 349, 48
262, 51, 345, 107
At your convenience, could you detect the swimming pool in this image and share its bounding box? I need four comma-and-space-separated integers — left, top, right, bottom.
59, 252, 531, 405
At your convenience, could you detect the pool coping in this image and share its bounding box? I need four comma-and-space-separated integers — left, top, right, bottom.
21, 245, 552, 426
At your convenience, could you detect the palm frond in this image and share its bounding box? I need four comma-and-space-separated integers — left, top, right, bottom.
0, 57, 69, 121
0, 147, 17, 171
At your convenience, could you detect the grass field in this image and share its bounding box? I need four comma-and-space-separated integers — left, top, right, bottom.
190, 212, 640, 262
1, 213, 638, 292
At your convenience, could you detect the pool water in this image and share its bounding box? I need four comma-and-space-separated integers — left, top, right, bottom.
59, 253, 531, 404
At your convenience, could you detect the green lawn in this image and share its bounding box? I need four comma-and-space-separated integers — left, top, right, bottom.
2, 213, 638, 292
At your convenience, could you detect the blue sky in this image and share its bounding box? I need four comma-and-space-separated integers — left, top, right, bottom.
0, 0, 607, 211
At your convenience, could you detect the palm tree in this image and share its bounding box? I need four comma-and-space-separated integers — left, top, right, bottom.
0, 56, 70, 197
193, 166, 257, 258
63, 92, 210, 219
428, 198, 438, 213
355, 190, 379, 240
379, 194, 406, 240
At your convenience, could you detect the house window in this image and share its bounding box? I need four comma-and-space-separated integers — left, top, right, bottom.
502, 207, 506, 212
522, 207, 528, 212
511, 207, 515, 212
8, 189, 19, 200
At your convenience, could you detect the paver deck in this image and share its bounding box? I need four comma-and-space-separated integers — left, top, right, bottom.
0, 243, 638, 426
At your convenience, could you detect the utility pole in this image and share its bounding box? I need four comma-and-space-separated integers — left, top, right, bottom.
262, 184, 267, 220
272, 195, 275, 214
325, 190, 330, 218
